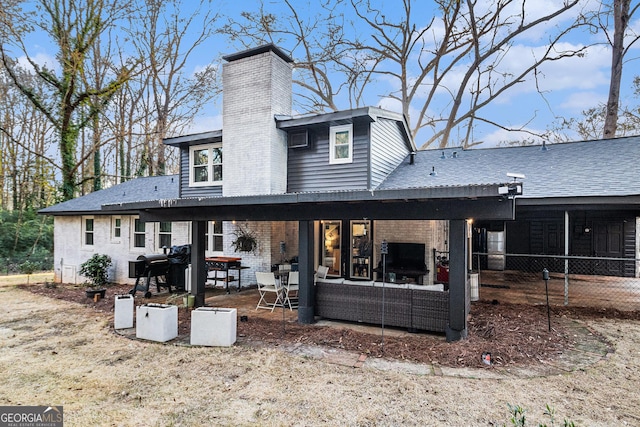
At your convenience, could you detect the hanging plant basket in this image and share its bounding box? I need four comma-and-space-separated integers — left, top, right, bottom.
231, 225, 258, 253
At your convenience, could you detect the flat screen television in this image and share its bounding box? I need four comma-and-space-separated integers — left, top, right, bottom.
383, 242, 426, 272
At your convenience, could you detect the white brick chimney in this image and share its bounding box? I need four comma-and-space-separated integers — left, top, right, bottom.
221, 45, 293, 196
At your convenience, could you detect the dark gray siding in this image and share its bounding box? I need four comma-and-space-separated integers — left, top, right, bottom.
370, 118, 410, 189
287, 121, 370, 192
178, 146, 223, 198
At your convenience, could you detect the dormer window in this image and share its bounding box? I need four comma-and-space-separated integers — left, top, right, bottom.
189, 144, 222, 187
329, 124, 353, 164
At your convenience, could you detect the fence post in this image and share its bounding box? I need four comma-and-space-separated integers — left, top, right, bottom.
564, 211, 569, 305
542, 268, 551, 332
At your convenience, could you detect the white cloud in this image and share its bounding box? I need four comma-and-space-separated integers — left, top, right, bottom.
559, 91, 606, 112
478, 127, 546, 148
17, 52, 58, 73
187, 114, 223, 134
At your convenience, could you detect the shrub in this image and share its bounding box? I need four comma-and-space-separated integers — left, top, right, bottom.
79, 254, 112, 288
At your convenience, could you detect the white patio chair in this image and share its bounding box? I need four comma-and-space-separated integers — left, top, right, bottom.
284, 271, 299, 310
255, 271, 283, 312
314, 265, 329, 283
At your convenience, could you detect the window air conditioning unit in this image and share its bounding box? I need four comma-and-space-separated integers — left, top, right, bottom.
288, 130, 308, 148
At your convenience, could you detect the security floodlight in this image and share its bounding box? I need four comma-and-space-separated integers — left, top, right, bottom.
506, 172, 525, 179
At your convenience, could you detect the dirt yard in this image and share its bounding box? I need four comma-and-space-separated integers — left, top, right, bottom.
1, 281, 640, 426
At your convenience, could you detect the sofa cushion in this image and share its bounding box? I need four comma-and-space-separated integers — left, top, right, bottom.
343, 280, 375, 286
315, 277, 345, 285
409, 283, 444, 292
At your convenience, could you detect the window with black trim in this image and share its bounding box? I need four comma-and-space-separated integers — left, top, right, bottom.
158, 222, 172, 249
83, 217, 94, 246
133, 218, 145, 248
112, 216, 121, 240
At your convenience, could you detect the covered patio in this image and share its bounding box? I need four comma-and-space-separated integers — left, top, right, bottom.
105, 183, 517, 341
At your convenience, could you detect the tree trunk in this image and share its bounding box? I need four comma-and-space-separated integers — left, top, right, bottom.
603, 0, 630, 139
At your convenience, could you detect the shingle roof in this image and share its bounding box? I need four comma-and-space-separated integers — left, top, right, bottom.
378, 136, 640, 200
39, 175, 179, 215
40, 136, 640, 216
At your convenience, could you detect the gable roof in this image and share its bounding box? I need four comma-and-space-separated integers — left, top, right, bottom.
276, 106, 416, 152
379, 136, 640, 206
38, 175, 179, 215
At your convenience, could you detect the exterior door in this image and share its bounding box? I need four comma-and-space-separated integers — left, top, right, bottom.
321, 221, 341, 277
593, 222, 624, 276
350, 220, 372, 279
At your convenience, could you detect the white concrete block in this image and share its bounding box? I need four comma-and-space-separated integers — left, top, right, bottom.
136, 304, 178, 342
114, 294, 134, 329
469, 273, 479, 302
190, 307, 237, 347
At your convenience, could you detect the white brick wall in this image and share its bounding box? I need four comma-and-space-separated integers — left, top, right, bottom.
222, 50, 292, 197
53, 215, 300, 288
53, 215, 174, 286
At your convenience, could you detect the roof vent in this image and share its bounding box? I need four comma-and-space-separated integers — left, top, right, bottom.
541, 141, 549, 151
430, 166, 437, 177
451, 151, 458, 158
440, 151, 446, 159
410, 151, 416, 165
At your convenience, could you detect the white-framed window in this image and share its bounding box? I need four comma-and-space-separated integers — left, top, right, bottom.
205, 220, 224, 254
158, 221, 172, 250
132, 217, 146, 249
82, 217, 94, 246
189, 143, 222, 187
111, 216, 122, 241
329, 124, 353, 164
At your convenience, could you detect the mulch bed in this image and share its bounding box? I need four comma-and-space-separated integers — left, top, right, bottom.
21, 282, 639, 369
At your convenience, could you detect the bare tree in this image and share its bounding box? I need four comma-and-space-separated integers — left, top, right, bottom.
226, 0, 594, 148
222, 0, 351, 112
127, 0, 220, 176
0, 0, 138, 200
0, 67, 57, 210
601, 0, 640, 138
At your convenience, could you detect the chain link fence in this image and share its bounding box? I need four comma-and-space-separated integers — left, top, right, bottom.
470, 253, 640, 311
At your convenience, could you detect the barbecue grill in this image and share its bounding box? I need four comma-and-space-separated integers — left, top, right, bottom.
128, 254, 171, 298
167, 244, 191, 291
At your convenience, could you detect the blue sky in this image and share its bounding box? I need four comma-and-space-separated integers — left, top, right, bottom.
13, 0, 640, 148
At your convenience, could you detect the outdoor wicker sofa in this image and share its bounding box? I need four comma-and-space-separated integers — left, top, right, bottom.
315, 278, 449, 333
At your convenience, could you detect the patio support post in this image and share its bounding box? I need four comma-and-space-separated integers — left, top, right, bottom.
297, 220, 315, 324
191, 220, 207, 307
446, 219, 469, 342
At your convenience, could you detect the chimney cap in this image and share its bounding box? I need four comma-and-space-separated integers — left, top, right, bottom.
222, 43, 294, 63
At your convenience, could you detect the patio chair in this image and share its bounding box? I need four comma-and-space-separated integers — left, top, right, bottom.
284, 271, 299, 310
255, 271, 283, 312
314, 265, 329, 283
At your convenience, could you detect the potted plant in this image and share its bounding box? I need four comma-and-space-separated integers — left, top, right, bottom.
79, 253, 112, 299
231, 225, 258, 253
